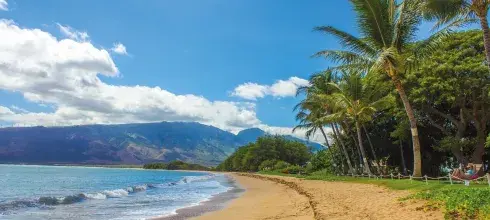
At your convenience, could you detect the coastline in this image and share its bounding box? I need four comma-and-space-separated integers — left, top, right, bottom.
153, 174, 244, 220
190, 173, 444, 220
193, 173, 314, 220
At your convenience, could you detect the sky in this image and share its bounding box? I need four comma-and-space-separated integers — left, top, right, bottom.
0, 0, 445, 143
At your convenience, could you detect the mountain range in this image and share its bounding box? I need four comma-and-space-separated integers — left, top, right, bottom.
0, 122, 324, 166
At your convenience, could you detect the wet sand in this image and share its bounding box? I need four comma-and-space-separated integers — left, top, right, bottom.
154, 174, 243, 220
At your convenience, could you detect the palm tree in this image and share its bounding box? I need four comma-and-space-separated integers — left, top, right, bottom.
294, 102, 331, 147
295, 71, 356, 174
363, 125, 382, 173
319, 73, 393, 175
314, 0, 443, 176
422, 0, 490, 69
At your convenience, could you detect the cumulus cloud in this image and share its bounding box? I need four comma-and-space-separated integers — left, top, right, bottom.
231, 83, 268, 101
232, 77, 309, 100
0, 19, 261, 131
57, 23, 89, 41
111, 42, 128, 55
0, 0, 7, 11
0, 19, 325, 144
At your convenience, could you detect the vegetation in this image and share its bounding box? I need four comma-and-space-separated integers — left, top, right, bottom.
313, 0, 445, 176
217, 1, 490, 218
422, 0, 490, 70
289, 0, 490, 178
217, 136, 311, 172
412, 188, 490, 219
143, 161, 211, 171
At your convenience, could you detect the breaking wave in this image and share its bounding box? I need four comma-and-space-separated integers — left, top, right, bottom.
0, 174, 222, 215
160, 174, 217, 187
0, 184, 152, 213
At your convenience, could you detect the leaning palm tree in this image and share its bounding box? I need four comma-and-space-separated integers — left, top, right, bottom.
293, 101, 331, 147
421, 0, 490, 69
319, 73, 394, 175
314, 0, 443, 176
295, 70, 356, 174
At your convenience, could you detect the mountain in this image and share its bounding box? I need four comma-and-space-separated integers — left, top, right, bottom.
0, 123, 324, 166
237, 128, 325, 151
0, 122, 242, 166
236, 128, 266, 143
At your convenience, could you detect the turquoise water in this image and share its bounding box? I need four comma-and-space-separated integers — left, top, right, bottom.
0, 165, 231, 220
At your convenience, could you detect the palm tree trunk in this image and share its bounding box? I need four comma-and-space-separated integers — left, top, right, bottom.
355, 121, 372, 174
319, 126, 330, 147
319, 126, 340, 172
478, 12, 490, 69
351, 135, 364, 169
363, 125, 380, 173
340, 122, 364, 169
399, 139, 407, 175
391, 76, 422, 177
331, 123, 355, 174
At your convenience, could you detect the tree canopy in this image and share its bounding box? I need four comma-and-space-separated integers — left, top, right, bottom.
217, 136, 311, 172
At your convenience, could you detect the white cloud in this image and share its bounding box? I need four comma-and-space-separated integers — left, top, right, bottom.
111, 42, 128, 55
232, 76, 309, 100
0, 19, 261, 131
0, 0, 7, 11
231, 83, 268, 100
0, 19, 326, 144
57, 23, 89, 41
10, 105, 29, 113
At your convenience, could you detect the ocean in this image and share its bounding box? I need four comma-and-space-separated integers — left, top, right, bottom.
0, 165, 233, 220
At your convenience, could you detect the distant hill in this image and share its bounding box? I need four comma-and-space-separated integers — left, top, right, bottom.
0, 122, 324, 166
236, 128, 266, 143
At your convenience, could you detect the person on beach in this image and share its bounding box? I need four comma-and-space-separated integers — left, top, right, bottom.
452, 163, 478, 180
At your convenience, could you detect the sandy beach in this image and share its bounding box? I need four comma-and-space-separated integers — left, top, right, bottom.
194, 173, 443, 220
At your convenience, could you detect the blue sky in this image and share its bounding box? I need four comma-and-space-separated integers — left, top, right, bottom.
0, 0, 455, 141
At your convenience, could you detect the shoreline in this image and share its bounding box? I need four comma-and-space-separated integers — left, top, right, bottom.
193, 173, 314, 220
191, 173, 444, 220
0, 164, 215, 173
153, 174, 244, 220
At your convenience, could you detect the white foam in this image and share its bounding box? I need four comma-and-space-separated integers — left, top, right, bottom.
179, 174, 216, 184
103, 189, 129, 198
133, 185, 147, 191
83, 193, 107, 200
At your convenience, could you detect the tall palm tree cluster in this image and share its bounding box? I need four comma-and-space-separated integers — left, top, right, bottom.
294, 0, 490, 177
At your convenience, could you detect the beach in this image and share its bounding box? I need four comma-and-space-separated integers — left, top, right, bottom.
194, 173, 443, 220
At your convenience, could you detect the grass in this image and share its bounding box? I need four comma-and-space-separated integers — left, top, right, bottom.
258, 170, 490, 219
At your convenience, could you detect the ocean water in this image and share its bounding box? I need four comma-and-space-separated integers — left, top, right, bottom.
0, 165, 232, 220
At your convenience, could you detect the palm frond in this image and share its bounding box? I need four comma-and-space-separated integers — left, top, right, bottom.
314, 26, 377, 56
371, 47, 398, 74
393, 0, 423, 51
432, 11, 477, 32
350, 0, 393, 48
313, 50, 372, 65
319, 112, 346, 124
421, 0, 468, 26
410, 29, 451, 66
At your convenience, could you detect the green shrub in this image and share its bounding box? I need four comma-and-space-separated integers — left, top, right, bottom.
281, 165, 305, 174
412, 188, 490, 219
259, 159, 277, 171
273, 161, 290, 170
